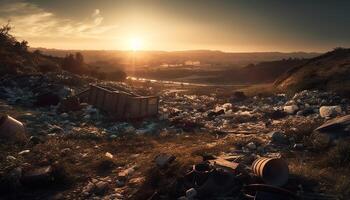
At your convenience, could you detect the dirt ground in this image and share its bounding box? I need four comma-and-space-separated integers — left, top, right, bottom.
1, 82, 349, 200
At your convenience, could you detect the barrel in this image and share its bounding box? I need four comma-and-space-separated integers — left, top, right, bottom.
251, 157, 289, 186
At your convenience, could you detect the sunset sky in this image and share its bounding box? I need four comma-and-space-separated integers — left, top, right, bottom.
0, 0, 349, 52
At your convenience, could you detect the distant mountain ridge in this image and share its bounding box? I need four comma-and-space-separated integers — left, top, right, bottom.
31, 47, 320, 67
275, 48, 350, 94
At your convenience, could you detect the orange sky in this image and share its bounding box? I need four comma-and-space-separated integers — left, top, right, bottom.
0, 0, 349, 52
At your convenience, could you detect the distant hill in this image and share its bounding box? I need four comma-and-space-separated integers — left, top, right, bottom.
275, 48, 350, 94
31, 48, 320, 67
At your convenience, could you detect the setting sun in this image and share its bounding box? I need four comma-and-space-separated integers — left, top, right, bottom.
129, 37, 142, 51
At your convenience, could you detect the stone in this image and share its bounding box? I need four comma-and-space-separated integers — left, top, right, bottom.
60, 113, 69, 118
18, 150, 30, 155
283, 105, 299, 114
94, 181, 109, 195
268, 131, 288, 144
155, 153, 176, 168
115, 179, 125, 187
118, 166, 136, 181
29, 136, 42, 145
293, 143, 304, 150
6, 155, 17, 161
186, 188, 197, 199
246, 142, 257, 150
0, 115, 27, 143
257, 146, 265, 153
60, 148, 71, 156
105, 152, 114, 159
319, 106, 342, 118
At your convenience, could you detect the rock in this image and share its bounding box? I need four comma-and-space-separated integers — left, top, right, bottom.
48, 125, 64, 133
6, 155, 17, 161
186, 188, 197, 199
115, 179, 125, 187
0, 115, 27, 143
60, 148, 71, 156
94, 181, 109, 195
109, 134, 117, 139
246, 142, 257, 150
293, 143, 304, 150
105, 152, 114, 159
18, 150, 30, 155
118, 166, 136, 181
257, 146, 265, 153
29, 136, 42, 145
268, 131, 288, 144
283, 105, 299, 114
82, 178, 110, 196
21, 166, 54, 186
155, 153, 176, 168
128, 176, 145, 186
60, 113, 69, 118
319, 106, 342, 118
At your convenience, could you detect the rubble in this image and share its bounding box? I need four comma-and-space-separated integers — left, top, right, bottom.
0, 70, 349, 199
319, 105, 342, 118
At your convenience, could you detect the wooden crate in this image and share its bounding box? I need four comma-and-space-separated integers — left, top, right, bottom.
86, 85, 158, 119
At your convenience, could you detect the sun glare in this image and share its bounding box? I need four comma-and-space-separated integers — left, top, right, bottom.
130, 37, 142, 51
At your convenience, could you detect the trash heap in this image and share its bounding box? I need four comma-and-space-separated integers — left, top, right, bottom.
159, 89, 349, 135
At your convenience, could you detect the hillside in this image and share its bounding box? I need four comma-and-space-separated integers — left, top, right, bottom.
0, 25, 61, 75
275, 48, 350, 94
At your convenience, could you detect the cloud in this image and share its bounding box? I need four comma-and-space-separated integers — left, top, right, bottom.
0, 1, 118, 40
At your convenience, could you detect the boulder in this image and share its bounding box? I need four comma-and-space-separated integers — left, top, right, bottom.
0, 115, 27, 143
319, 106, 342, 118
